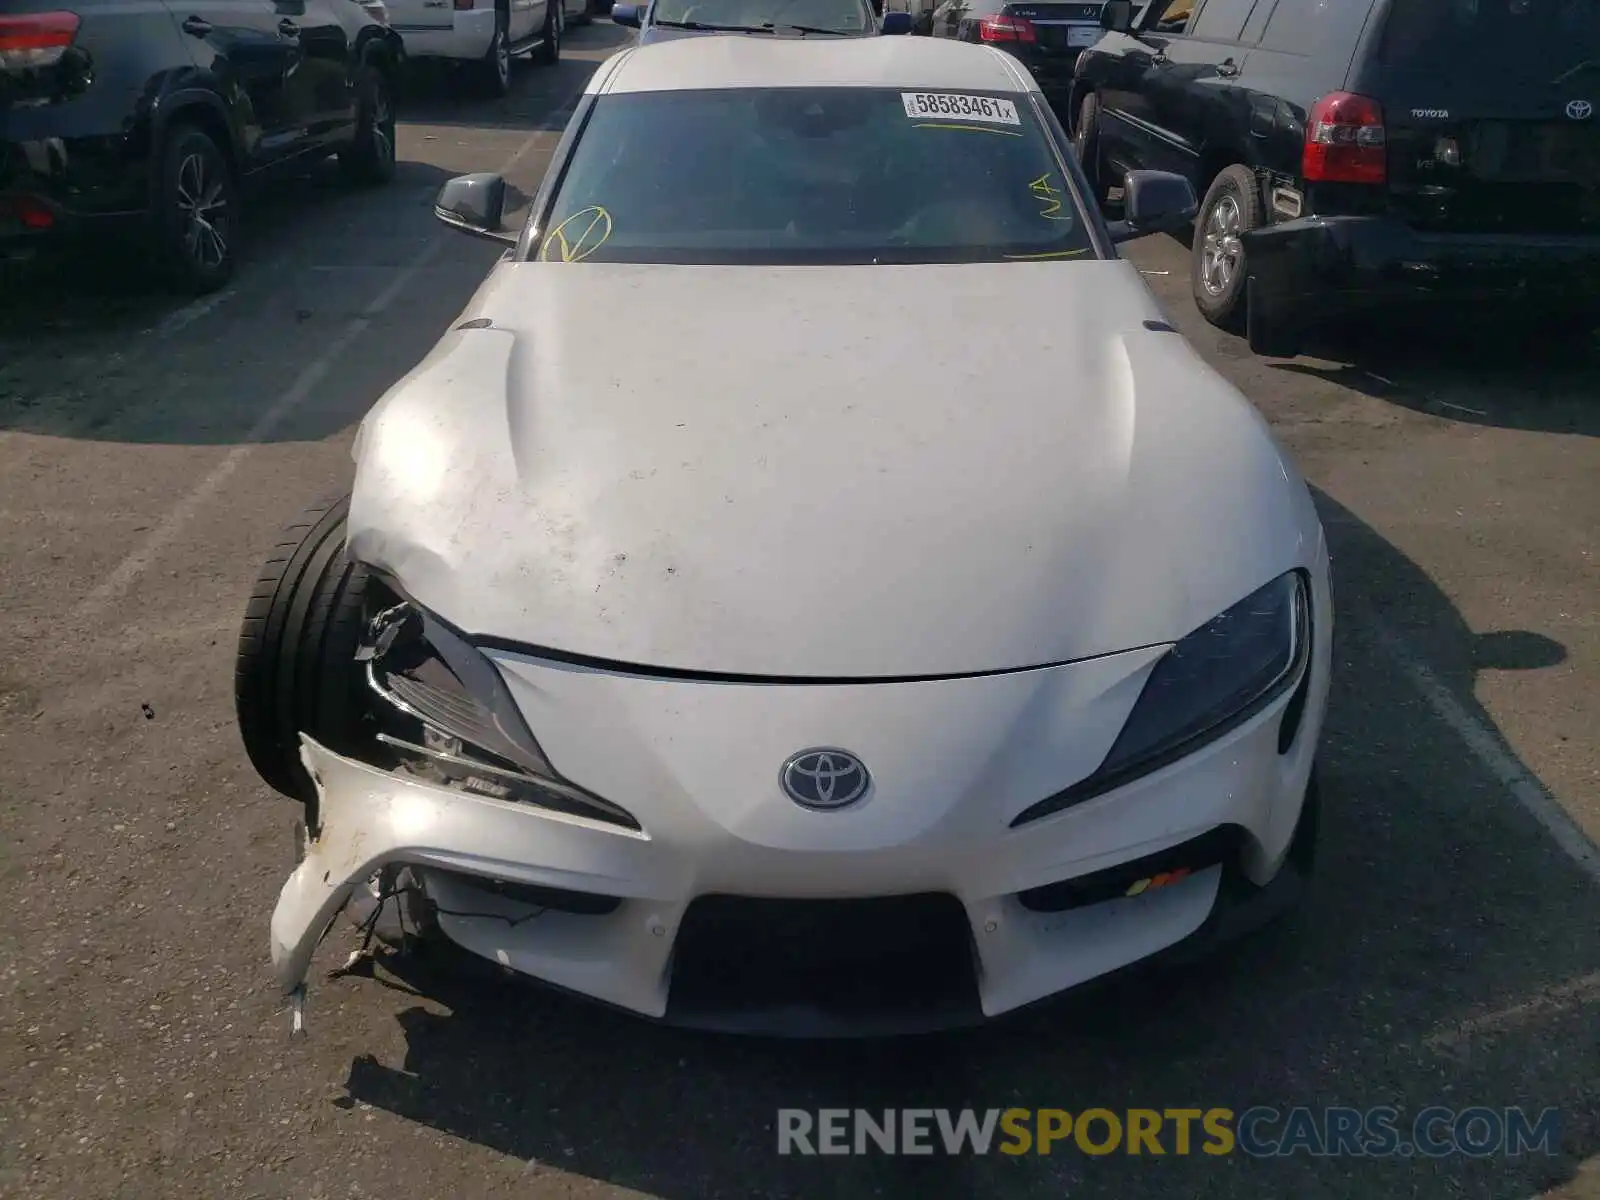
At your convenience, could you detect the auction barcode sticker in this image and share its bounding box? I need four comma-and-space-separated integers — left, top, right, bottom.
901, 92, 1021, 125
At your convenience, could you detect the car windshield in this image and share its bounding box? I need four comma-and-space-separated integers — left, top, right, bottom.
533, 87, 1095, 265
1378, 0, 1600, 75
650, 0, 870, 31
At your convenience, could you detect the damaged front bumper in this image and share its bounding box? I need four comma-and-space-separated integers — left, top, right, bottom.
1241, 215, 1600, 355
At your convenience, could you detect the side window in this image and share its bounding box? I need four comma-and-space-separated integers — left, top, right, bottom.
1257, 0, 1373, 54
1188, 0, 1261, 40
1146, 0, 1198, 33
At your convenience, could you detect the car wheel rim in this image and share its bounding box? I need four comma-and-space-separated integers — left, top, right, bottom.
1199, 193, 1242, 297
370, 84, 394, 162
496, 34, 510, 84
175, 151, 228, 270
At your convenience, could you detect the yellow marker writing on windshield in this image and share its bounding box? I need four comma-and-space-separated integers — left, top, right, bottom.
1004, 248, 1089, 260
912, 122, 1024, 137
1028, 173, 1069, 220
540, 205, 613, 262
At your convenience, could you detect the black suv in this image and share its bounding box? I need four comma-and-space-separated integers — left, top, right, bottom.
1071, 0, 1600, 355
1, 0, 405, 292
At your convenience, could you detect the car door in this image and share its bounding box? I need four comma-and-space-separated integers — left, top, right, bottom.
171, 0, 305, 168
927, 0, 963, 36
509, 0, 543, 43
1092, 0, 1194, 174
1137, 0, 1263, 179
1094, 0, 1233, 175
275, 0, 355, 148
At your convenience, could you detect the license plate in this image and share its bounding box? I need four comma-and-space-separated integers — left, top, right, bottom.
1067, 24, 1099, 46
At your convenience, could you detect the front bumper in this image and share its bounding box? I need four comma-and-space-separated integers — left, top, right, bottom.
270, 573, 1332, 1034
1242, 214, 1600, 350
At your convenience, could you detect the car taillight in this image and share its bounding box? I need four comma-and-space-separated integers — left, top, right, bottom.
978, 14, 1035, 41
454, 0, 474, 9
0, 12, 80, 71
1302, 91, 1386, 185
1, 196, 56, 230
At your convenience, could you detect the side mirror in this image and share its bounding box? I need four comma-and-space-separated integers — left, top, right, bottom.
1099, 0, 1131, 31
434, 173, 517, 245
881, 10, 912, 32
1105, 169, 1197, 243
611, 3, 641, 24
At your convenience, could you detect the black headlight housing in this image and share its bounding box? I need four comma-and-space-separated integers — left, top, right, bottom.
354, 582, 641, 832
1012, 570, 1311, 827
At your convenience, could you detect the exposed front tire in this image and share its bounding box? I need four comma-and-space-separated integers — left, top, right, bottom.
1191, 164, 1262, 332
153, 124, 239, 295
235, 495, 372, 815
339, 65, 398, 187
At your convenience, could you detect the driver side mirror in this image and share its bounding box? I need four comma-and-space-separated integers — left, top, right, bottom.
434, 173, 517, 246
881, 10, 912, 32
1105, 169, 1197, 243
1099, 0, 1132, 31
611, 2, 641, 24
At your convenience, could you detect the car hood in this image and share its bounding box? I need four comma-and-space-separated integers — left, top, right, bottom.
349, 260, 1320, 678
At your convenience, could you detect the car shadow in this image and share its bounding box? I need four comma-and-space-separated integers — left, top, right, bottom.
0, 159, 534, 445
327, 489, 1600, 1199
1266, 314, 1600, 438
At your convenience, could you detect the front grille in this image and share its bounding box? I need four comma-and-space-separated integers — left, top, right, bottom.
666, 894, 981, 1033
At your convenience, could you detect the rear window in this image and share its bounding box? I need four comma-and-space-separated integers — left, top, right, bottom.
650, 0, 872, 31
534, 87, 1096, 265
1377, 0, 1600, 73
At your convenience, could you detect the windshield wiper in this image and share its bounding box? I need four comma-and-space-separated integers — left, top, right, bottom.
652, 17, 774, 29
761, 20, 853, 32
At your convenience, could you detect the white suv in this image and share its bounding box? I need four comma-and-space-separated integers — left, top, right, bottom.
386, 0, 583, 95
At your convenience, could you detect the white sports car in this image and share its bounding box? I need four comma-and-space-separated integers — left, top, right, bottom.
238, 34, 1332, 1036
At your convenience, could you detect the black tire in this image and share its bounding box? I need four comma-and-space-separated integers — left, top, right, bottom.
152, 123, 239, 295
535, 0, 561, 65
339, 65, 398, 187
1072, 91, 1104, 203
478, 15, 513, 96
235, 495, 372, 815
1191, 164, 1262, 332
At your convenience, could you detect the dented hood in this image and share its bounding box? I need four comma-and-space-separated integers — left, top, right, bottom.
348, 260, 1318, 677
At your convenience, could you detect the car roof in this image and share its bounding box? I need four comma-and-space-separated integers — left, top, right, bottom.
589, 35, 1040, 96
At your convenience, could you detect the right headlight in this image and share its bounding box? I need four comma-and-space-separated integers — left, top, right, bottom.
356, 587, 641, 832
1012, 570, 1310, 827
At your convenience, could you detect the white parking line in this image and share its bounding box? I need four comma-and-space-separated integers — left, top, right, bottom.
144, 286, 240, 339
1359, 606, 1600, 887
1424, 969, 1600, 1057
69, 84, 588, 625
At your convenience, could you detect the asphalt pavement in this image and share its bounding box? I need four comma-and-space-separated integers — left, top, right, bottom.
1, 23, 1598, 1200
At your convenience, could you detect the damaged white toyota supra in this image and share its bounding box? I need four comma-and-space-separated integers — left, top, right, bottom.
236, 35, 1333, 1037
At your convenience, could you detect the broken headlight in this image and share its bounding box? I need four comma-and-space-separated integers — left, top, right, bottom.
357, 595, 641, 831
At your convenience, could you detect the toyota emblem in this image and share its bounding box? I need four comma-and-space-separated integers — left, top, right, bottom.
780, 748, 871, 810
1567, 99, 1594, 121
